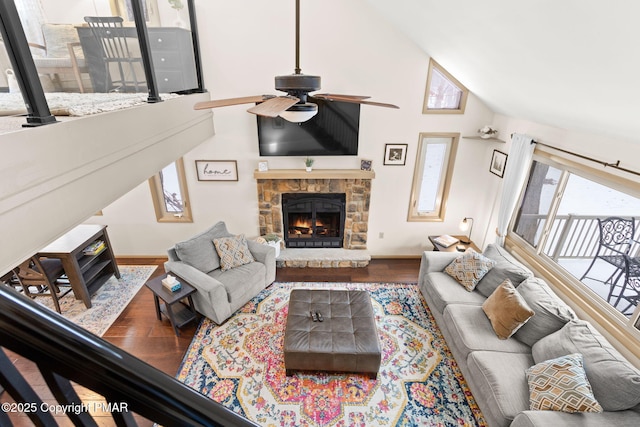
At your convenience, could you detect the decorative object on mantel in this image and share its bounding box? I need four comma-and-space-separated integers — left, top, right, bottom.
360, 159, 372, 171
489, 150, 508, 178
304, 157, 315, 172
263, 233, 282, 257
258, 161, 269, 172
383, 143, 408, 165
195, 160, 239, 181
478, 125, 498, 139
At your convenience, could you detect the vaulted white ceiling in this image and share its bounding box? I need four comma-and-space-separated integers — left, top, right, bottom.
365, 0, 640, 144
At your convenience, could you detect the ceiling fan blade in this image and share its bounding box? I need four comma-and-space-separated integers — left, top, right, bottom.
247, 96, 300, 117
314, 94, 399, 109
194, 95, 268, 110
313, 93, 371, 100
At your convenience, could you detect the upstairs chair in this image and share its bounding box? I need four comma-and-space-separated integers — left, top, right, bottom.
580, 217, 636, 291
165, 221, 276, 325
83, 16, 146, 93
13, 256, 72, 314
29, 23, 90, 93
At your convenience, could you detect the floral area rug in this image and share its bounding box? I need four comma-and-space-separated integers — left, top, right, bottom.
177, 282, 487, 426
37, 265, 156, 337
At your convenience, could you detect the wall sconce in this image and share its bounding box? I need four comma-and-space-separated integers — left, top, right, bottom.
459, 217, 474, 244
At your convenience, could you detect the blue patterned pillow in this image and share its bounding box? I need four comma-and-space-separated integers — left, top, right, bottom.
444, 249, 496, 291
213, 235, 255, 271
526, 353, 602, 413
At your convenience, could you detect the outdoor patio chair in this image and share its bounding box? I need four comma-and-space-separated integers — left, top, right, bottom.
609, 254, 640, 316
580, 216, 636, 291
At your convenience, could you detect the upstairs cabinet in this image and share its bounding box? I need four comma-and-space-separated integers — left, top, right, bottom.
76, 26, 198, 93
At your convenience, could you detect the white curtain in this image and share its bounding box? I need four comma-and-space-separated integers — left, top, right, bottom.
495, 133, 535, 246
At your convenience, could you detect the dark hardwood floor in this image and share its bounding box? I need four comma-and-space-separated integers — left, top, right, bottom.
2, 257, 420, 426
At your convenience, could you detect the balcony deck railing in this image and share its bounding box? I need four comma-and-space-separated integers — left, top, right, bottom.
517, 214, 640, 261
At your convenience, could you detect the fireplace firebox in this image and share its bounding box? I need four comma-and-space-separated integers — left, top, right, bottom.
282, 193, 346, 248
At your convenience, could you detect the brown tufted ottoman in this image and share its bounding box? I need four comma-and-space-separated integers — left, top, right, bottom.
283, 289, 381, 379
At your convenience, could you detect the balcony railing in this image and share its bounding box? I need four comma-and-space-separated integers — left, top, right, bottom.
517, 214, 640, 261
0, 285, 258, 427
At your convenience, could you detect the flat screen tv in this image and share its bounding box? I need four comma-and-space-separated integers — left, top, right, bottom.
257, 98, 360, 156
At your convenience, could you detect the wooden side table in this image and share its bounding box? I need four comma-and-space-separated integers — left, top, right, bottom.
428, 235, 481, 253
145, 273, 198, 336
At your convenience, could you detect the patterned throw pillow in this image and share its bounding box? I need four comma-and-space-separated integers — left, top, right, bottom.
526, 353, 602, 413
213, 235, 255, 271
444, 249, 497, 291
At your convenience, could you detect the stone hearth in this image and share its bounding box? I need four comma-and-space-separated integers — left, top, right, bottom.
255, 169, 374, 267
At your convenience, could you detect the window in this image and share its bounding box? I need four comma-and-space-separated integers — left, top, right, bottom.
408, 133, 459, 221
422, 59, 469, 114
511, 153, 640, 333
148, 158, 192, 222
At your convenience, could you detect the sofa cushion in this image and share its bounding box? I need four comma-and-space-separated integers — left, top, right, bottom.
424, 272, 486, 315
444, 249, 496, 291
210, 261, 266, 307
213, 234, 255, 271
514, 277, 576, 346
444, 304, 531, 361
466, 351, 534, 426
526, 353, 602, 413
482, 279, 534, 340
532, 320, 640, 411
476, 244, 534, 298
174, 221, 231, 273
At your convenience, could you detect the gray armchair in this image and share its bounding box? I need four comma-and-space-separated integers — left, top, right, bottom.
165, 221, 276, 324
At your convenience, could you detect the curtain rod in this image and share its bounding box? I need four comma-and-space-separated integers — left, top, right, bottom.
510, 133, 640, 178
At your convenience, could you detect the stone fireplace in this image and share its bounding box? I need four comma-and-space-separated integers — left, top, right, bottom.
255, 169, 374, 251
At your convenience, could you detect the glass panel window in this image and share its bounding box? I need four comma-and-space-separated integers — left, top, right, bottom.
149, 158, 192, 222
511, 156, 640, 326
423, 59, 469, 114
408, 133, 459, 221
513, 162, 562, 247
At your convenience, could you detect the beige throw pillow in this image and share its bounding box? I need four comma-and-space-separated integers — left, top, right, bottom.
482, 279, 534, 339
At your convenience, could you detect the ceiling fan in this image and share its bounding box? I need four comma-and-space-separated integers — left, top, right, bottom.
193, 0, 399, 123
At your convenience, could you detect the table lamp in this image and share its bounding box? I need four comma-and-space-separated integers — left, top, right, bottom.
459, 217, 474, 244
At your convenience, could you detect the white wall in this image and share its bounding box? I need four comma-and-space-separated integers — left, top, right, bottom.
89, 0, 500, 257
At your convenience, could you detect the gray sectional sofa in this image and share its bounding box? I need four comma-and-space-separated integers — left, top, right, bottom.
418, 244, 640, 427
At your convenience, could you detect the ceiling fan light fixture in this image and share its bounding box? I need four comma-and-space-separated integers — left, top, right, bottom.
279, 102, 318, 123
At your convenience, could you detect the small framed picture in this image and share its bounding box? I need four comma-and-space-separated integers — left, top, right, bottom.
489, 150, 508, 178
258, 161, 269, 172
383, 144, 408, 165
360, 159, 372, 171
195, 160, 238, 181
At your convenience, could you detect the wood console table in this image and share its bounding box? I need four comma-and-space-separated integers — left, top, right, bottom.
428, 235, 480, 253
38, 224, 120, 309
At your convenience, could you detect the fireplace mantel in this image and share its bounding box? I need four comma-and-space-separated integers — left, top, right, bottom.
254, 169, 375, 180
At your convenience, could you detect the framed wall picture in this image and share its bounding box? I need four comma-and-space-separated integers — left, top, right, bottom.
383, 144, 408, 165
195, 160, 238, 181
360, 159, 372, 171
489, 150, 508, 178
111, 0, 160, 25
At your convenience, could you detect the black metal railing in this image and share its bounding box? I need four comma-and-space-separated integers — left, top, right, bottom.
0, 285, 258, 427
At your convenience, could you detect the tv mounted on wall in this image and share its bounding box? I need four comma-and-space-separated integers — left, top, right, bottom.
257, 98, 360, 156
